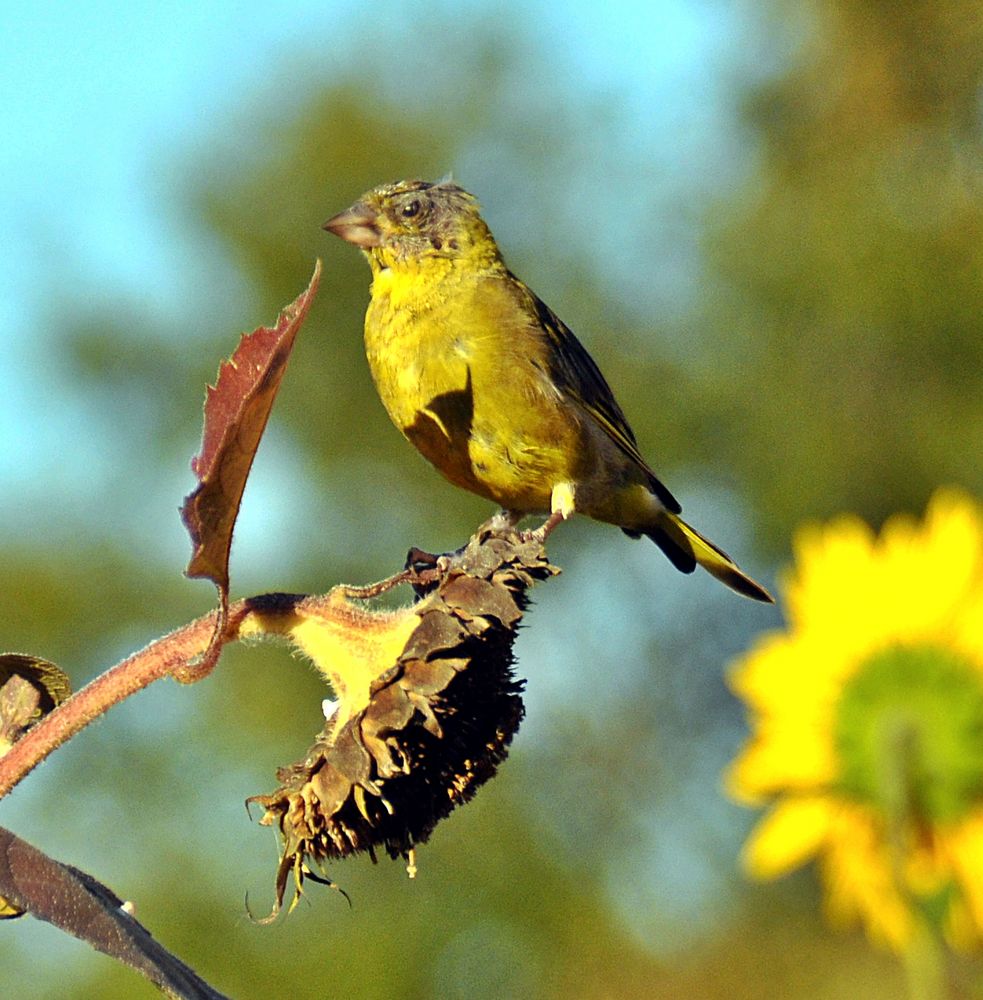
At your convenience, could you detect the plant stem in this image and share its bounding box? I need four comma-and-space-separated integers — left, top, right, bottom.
0, 607, 221, 799
879, 715, 950, 1000
0, 573, 425, 801
902, 919, 947, 1000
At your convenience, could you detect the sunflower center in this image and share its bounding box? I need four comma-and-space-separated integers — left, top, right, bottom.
834, 644, 983, 824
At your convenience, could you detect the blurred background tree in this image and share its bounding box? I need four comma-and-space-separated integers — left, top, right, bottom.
1, 1, 979, 997
700, 0, 983, 544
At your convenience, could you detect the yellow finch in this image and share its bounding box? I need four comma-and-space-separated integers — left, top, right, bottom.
324, 179, 772, 602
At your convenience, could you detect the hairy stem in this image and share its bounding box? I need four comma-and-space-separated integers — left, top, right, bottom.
0, 561, 449, 800
0, 607, 217, 799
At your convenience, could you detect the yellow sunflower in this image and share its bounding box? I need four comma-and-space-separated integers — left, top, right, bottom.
727, 488, 983, 952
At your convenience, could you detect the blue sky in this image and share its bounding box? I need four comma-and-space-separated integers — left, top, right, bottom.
0, 0, 772, 549
1, 0, 763, 335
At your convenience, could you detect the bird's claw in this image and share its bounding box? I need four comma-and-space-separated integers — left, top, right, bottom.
404, 545, 467, 597
518, 510, 565, 545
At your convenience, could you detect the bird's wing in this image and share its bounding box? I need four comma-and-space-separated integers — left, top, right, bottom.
513, 275, 680, 513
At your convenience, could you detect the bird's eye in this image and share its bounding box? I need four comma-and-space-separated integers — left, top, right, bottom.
401, 199, 421, 218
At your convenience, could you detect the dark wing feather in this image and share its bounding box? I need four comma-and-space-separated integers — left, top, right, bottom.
512, 274, 680, 514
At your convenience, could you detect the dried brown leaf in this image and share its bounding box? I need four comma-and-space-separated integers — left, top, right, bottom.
0, 827, 229, 998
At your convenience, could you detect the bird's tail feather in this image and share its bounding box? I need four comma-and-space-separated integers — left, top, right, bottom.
642, 512, 773, 603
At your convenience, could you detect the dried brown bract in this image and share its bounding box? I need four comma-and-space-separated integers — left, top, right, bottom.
247, 530, 558, 915
0, 654, 71, 757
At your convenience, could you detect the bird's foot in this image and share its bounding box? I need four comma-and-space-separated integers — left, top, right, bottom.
519, 509, 565, 545
338, 549, 454, 601
403, 545, 468, 597
405, 546, 440, 572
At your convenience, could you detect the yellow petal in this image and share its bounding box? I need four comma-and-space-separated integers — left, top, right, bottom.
726, 727, 835, 802
741, 796, 834, 879
787, 516, 876, 631
822, 806, 913, 950
946, 811, 983, 934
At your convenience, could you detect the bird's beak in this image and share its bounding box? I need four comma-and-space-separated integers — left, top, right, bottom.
322, 202, 383, 248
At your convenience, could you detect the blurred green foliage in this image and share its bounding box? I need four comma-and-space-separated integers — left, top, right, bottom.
700, 2, 983, 541
2, 3, 980, 998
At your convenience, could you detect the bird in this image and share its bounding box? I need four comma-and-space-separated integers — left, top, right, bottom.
323, 179, 772, 602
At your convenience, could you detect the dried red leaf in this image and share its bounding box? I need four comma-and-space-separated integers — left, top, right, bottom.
182, 261, 322, 594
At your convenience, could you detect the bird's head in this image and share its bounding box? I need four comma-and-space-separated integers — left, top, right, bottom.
323, 179, 500, 272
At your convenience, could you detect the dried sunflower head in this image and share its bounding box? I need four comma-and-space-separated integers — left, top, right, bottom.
244, 531, 557, 915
